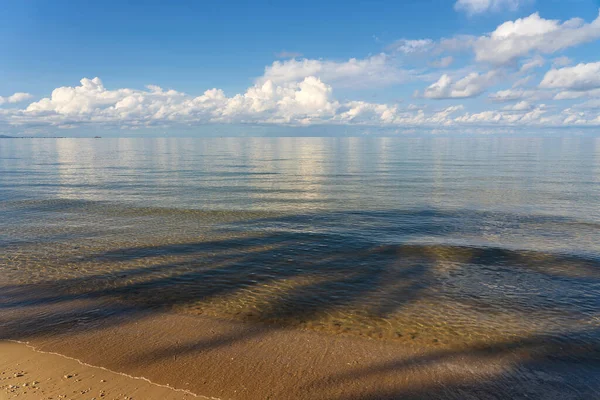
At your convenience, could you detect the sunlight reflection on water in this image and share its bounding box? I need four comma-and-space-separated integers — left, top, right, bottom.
1, 137, 599, 349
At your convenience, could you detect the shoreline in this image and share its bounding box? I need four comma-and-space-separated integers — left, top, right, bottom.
0, 340, 210, 400
1, 296, 599, 400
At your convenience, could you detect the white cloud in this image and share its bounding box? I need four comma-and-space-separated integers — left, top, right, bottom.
421, 71, 499, 99
0, 92, 33, 105
454, 104, 551, 125
474, 11, 600, 65
258, 54, 410, 88
8, 2, 600, 136
503, 100, 533, 111
390, 11, 599, 70
429, 105, 465, 123
553, 91, 584, 100
0, 77, 496, 128
540, 61, 600, 91
455, 0, 527, 16
389, 39, 434, 54
336, 101, 400, 124
554, 88, 600, 100
222, 77, 340, 124
488, 88, 537, 101
560, 107, 600, 125
4, 73, 600, 131
454, 110, 502, 123
13, 77, 342, 127
451, 103, 600, 127
572, 99, 600, 109
26, 78, 180, 116
519, 56, 544, 72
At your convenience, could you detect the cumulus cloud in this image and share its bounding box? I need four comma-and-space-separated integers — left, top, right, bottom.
4, 71, 600, 130
0, 92, 33, 105
540, 62, 600, 91
473, 11, 600, 65
455, 0, 527, 16
25, 78, 176, 116
390, 11, 599, 70
420, 71, 499, 99
336, 101, 400, 124
258, 54, 411, 88
7, 5, 600, 134
9, 77, 474, 128
223, 77, 340, 124
17, 77, 345, 127
560, 107, 600, 125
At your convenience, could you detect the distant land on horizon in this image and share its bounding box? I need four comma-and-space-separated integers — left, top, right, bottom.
0, 134, 67, 139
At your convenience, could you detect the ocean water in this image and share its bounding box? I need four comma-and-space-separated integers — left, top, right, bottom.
1, 136, 600, 349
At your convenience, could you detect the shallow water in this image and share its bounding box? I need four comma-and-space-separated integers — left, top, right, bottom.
1, 137, 600, 350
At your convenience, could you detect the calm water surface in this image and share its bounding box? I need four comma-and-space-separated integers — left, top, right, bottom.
1, 137, 600, 349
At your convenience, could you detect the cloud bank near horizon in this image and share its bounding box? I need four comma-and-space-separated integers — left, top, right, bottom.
2, 8, 600, 134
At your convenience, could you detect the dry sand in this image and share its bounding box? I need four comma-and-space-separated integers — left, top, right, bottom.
0, 340, 209, 400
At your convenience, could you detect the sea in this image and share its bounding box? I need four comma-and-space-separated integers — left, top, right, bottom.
1, 136, 599, 350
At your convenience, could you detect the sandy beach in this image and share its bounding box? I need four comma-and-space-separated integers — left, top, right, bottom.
0, 340, 206, 400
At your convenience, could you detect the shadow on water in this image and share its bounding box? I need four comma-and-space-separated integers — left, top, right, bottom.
308, 325, 600, 399
1, 208, 600, 398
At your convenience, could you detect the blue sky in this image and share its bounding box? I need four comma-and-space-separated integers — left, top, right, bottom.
1, 0, 600, 135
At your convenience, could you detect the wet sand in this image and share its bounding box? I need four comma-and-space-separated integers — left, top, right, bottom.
0, 341, 208, 400
1, 295, 599, 400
